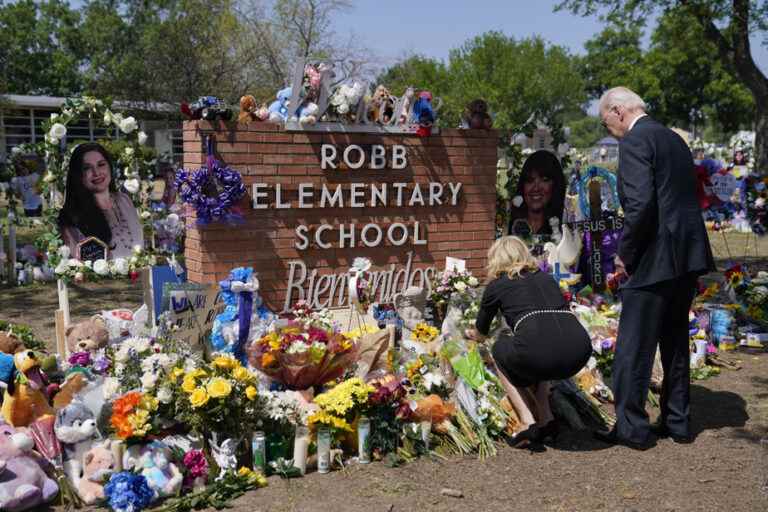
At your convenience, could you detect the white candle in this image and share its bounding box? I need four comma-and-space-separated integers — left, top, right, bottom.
293, 426, 309, 475
57, 279, 70, 326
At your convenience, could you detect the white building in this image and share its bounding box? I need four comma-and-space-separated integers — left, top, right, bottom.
0, 94, 183, 164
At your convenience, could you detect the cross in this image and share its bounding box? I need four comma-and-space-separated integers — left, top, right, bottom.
551, 262, 571, 284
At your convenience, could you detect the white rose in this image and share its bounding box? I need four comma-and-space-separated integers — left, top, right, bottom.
454, 281, 467, 292
123, 178, 140, 194
468, 276, 478, 287
103, 377, 120, 399
512, 195, 523, 208
93, 259, 109, 276
124, 147, 134, 157
50, 113, 58, 121
157, 386, 173, 404
141, 372, 159, 390
58, 245, 71, 259
119, 116, 138, 134
138, 131, 148, 145
84, 260, 93, 269
112, 258, 129, 275
49, 123, 67, 141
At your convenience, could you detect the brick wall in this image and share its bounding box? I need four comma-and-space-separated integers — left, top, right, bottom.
183, 120, 498, 311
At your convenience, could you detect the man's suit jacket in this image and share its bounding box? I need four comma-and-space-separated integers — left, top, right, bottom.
617, 116, 715, 288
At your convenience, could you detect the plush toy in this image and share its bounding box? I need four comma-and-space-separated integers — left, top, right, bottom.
462, 99, 492, 129
180, 97, 232, 121
268, 87, 292, 122
0, 330, 24, 355
77, 441, 117, 505
2, 351, 53, 427
65, 315, 109, 355
368, 85, 395, 124
55, 400, 99, 484
411, 91, 435, 137
138, 441, 183, 500
0, 423, 59, 512
255, 103, 270, 121
237, 95, 258, 124
397, 87, 415, 125
298, 102, 319, 125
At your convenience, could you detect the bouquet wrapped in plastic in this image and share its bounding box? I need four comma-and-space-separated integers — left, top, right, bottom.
247, 303, 359, 390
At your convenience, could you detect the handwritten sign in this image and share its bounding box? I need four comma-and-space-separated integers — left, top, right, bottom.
710, 173, 738, 202
76, 236, 108, 262
161, 283, 223, 350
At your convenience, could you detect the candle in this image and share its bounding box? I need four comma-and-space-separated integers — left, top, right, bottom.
252, 431, 266, 473
317, 427, 331, 474
293, 426, 309, 475
357, 416, 371, 464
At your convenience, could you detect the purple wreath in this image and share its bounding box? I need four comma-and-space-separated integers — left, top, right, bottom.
175, 160, 246, 225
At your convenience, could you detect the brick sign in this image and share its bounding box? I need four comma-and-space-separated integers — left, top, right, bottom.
183, 121, 498, 312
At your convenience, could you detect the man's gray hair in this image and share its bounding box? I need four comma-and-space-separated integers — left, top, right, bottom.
599, 87, 647, 113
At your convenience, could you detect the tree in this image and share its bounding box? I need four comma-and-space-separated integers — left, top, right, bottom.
557, 0, 768, 171
579, 23, 646, 99
568, 114, 606, 148
0, 0, 84, 96
375, 54, 450, 99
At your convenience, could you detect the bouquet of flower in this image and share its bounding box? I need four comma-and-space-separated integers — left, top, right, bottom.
326, 82, 366, 122
247, 305, 359, 390
403, 354, 451, 399
169, 354, 265, 435
104, 472, 155, 512
258, 390, 309, 436
430, 269, 479, 321
307, 377, 373, 433
364, 375, 412, 457
109, 391, 160, 441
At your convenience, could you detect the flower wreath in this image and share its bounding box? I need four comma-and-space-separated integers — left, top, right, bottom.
175, 137, 245, 225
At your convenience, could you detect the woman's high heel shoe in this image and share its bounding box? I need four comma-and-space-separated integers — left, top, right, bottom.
506, 425, 542, 450
538, 420, 560, 444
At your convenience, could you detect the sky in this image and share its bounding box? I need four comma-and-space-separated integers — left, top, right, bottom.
334, 0, 768, 74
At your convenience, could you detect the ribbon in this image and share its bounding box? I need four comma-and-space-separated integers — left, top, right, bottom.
217, 268, 259, 363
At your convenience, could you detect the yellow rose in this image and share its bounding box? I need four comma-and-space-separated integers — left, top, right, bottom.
206, 377, 232, 399
190, 368, 208, 379
233, 366, 250, 382
237, 466, 253, 478
189, 387, 209, 408
171, 367, 185, 379
245, 385, 257, 401
182, 377, 197, 394
213, 356, 236, 370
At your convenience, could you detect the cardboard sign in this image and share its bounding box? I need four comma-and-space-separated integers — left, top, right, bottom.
151, 265, 187, 320
710, 173, 738, 202
445, 257, 466, 273
161, 283, 223, 350
77, 236, 108, 262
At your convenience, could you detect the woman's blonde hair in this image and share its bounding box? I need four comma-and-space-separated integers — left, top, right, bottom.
485, 236, 538, 282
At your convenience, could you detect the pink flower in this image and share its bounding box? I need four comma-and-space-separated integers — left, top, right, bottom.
183, 449, 209, 479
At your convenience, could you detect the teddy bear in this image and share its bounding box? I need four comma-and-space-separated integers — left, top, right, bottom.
55, 400, 99, 484
368, 85, 395, 124
298, 102, 319, 125
462, 99, 492, 129
238, 95, 257, 124
0, 422, 59, 512
138, 441, 183, 500
0, 330, 24, 355
66, 315, 109, 356
77, 441, 117, 505
268, 87, 293, 122
2, 351, 53, 427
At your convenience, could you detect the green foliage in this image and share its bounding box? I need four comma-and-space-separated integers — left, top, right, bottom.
0, 0, 84, 95
153, 469, 267, 512
579, 22, 645, 100
0, 320, 47, 352
568, 114, 605, 149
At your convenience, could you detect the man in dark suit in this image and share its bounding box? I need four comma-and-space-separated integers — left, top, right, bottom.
595, 87, 715, 450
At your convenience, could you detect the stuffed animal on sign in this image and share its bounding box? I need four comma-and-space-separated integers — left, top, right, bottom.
397, 87, 415, 125
2, 351, 53, 427
238, 95, 259, 124
0, 423, 59, 512
411, 91, 435, 137
298, 102, 319, 125
66, 315, 109, 355
462, 99, 492, 129
55, 400, 99, 485
368, 85, 395, 124
268, 87, 293, 122
138, 441, 183, 500
77, 441, 117, 505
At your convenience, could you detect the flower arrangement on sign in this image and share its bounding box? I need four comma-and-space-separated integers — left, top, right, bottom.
175, 136, 246, 225
247, 302, 360, 390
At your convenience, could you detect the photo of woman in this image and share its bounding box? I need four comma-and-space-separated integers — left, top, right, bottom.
508, 150, 567, 238
58, 142, 143, 259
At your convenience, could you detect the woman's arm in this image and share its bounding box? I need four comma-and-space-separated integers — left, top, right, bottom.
475, 283, 500, 336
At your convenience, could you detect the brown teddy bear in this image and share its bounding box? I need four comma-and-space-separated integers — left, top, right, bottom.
65, 316, 109, 355
0, 330, 24, 355
463, 99, 493, 129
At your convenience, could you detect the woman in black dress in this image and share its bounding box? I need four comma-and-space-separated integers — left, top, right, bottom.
468, 236, 591, 447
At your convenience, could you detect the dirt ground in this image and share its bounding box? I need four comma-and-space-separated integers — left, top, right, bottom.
1, 233, 767, 511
